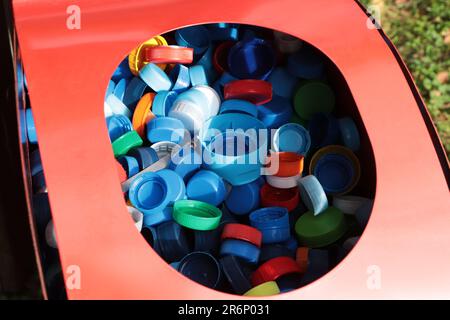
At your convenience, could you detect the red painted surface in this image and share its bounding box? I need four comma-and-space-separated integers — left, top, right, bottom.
12, 0, 450, 299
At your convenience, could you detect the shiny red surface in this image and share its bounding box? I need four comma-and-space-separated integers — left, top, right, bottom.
12, 0, 450, 299
252, 257, 302, 286
221, 223, 263, 248
224, 80, 272, 105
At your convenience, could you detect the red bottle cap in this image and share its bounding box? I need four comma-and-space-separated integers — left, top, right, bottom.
221, 223, 263, 248
251, 256, 302, 286
144, 46, 194, 65
224, 80, 273, 105
213, 41, 235, 73
296, 247, 309, 273
260, 184, 299, 212
265, 152, 304, 177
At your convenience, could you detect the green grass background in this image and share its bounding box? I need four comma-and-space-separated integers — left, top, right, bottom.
361, 0, 449, 156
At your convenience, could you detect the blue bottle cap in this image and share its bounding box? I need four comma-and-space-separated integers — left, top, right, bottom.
175, 25, 211, 56
194, 227, 222, 255
224, 178, 262, 215
156, 169, 186, 205
105, 94, 132, 118
30, 149, 43, 176
139, 63, 172, 92
300, 249, 330, 286
176, 252, 222, 289
273, 123, 311, 156
219, 99, 258, 117
228, 38, 275, 80
196, 45, 217, 82
106, 114, 133, 142
113, 78, 128, 101
249, 207, 290, 244
277, 273, 303, 293
32, 170, 47, 193
287, 46, 325, 80
313, 154, 355, 194
141, 225, 161, 255
153, 91, 178, 117
32, 193, 51, 236
143, 206, 173, 227
156, 221, 191, 263
122, 77, 147, 111
338, 117, 360, 151
189, 65, 209, 86
220, 205, 239, 224
259, 244, 296, 263
128, 172, 170, 213
117, 155, 140, 178
169, 64, 190, 93
111, 57, 133, 82
219, 255, 253, 295
258, 95, 293, 129
128, 147, 159, 170
169, 145, 202, 182
169, 99, 206, 134
220, 239, 260, 264
208, 24, 239, 42
267, 67, 299, 99
26, 109, 37, 144
146, 117, 185, 144
282, 237, 298, 252
308, 113, 340, 150
105, 80, 116, 99
217, 72, 238, 86
298, 175, 328, 215
186, 170, 227, 206
150, 141, 181, 158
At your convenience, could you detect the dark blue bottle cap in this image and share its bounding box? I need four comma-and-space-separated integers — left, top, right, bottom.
249, 207, 290, 244
146, 117, 185, 144
219, 99, 258, 117
186, 170, 227, 206
258, 95, 293, 129
177, 252, 222, 289
111, 57, 133, 82
196, 45, 217, 82
117, 155, 139, 178
228, 38, 275, 80
259, 244, 296, 263
157, 169, 186, 205
153, 91, 178, 117
220, 239, 260, 264
220, 204, 239, 224
32, 171, 47, 193
169, 146, 202, 182
276, 273, 303, 293
169, 64, 191, 93
175, 25, 211, 56
267, 67, 299, 99
26, 109, 37, 144
141, 225, 161, 255
313, 154, 355, 194
355, 199, 373, 229
113, 78, 128, 101
194, 227, 222, 255
122, 77, 147, 111
224, 178, 261, 215
300, 249, 330, 286
156, 221, 192, 263
287, 45, 325, 80
32, 193, 51, 236
338, 117, 361, 151
308, 113, 340, 150
106, 114, 133, 142
143, 206, 173, 227
30, 149, 43, 176
282, 237, 298, 252
128, 147, 159, 170
219, 255, 253, 294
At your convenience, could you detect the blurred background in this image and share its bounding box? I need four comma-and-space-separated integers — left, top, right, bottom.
361, 0, 449, 156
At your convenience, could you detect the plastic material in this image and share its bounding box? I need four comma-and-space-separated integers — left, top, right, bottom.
219, 99, 258, 118
153, 91, 178, 117
112, 130, 143, 157
220, 239, 260, 264
132, 93, 156, 138
221, 223, 262, 248
224, 80, 272, 105
251, 256, 302, 286
146, 117, 185, 144
244, 281, 280, 296
273, 123, 311, 156
260, 184, 299, 212
258, 95, 293, 129
298, 175, 328, 215
139, 63, 172, 92
177, 252, 221, 289
173, 200, 222, 231
169, 64, 190, 93
224, 178, 263, 215
128, 172, 170, 214
293, 81, 335, 120
220, 255, 253, 295
186, 170, 227, 206
250, 207, 290, 244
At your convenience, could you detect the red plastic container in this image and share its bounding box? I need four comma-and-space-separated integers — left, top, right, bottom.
12, 0, 450, 299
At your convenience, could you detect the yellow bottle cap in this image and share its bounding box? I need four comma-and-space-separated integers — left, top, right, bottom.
243, 281, 281, 297
128, 35, 168, 75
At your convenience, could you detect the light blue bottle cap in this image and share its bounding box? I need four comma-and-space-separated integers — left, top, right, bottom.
153, 91, 178, 117
169, 145, 202, 182
111, 57, 132, 82
298, 175, 328, 215
128, 172, 170, 213
157, 169, 186, 205
113, 78, 128, 101
287, 46, 325, 80
224, 178, 263, 215
146, 117, 185, 144
273, 123, 311, 156
219, 99, 258, 118
128, 147, 159, 170
105, 94, 132, 118
267, 67, 298, 98
189, 65, 209, 86
143, 206, 173, 227
139, 63, 172, 92
175, 25, 211, 56
186, 170, 227, 206
26, 109, 37, 144
105, 80, 116, 98
106, 114, 133, 142
122, 77, 147, 111
173, 85, 220, 119
117, 155, 139, 178
169, 64, 190, 93
338, 117, 360, 151
258, 95, 293, 129
313, 154, 355, 194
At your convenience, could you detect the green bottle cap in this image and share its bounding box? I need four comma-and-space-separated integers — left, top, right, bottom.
112, 130, 143, 157
173, 200, 222, 231
293, 81, 335, 120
